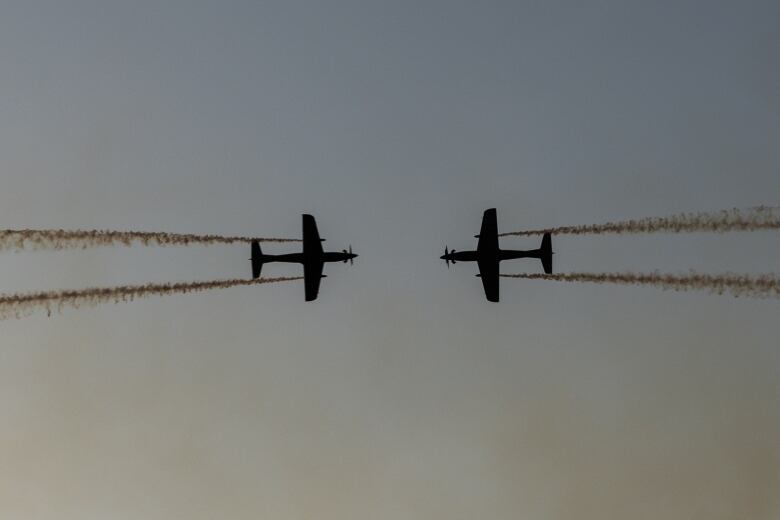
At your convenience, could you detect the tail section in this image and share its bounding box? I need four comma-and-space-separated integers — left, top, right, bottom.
251, 241, 263, 278
540, 233, 553, 274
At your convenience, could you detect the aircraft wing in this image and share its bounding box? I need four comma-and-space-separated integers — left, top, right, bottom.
303, 260, 325, 301
302, 214, 324, 256
477, 257, 500, 302
477, 208, 499, 253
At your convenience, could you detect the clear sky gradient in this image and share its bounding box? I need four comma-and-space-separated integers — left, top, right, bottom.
1, 1, 779, 518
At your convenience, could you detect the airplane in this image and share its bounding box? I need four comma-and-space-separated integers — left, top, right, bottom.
440, 208, 552, 302
251, 214, 357, 301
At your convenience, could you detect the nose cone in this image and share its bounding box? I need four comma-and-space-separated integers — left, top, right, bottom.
440, 254, 446, 260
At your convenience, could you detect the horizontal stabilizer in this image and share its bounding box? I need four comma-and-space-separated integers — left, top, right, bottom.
251, 241, 263, 279
540, 233, 553, 274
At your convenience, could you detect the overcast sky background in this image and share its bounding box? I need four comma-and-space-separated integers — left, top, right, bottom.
0, 1, 779, 518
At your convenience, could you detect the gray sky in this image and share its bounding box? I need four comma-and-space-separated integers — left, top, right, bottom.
1, 1, 779, 518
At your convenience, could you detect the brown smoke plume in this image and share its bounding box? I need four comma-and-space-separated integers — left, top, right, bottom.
0, 229, 300, 251
0, 276, 302, 320
499, 206, 780, 237
502, 272, 780, 298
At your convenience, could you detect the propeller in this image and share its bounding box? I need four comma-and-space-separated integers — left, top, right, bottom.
443, 246, 456, 268
342, 245, 355, 265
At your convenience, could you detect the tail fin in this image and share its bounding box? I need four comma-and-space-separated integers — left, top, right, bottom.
251, 241, 263, 278
540, 233, 553, 274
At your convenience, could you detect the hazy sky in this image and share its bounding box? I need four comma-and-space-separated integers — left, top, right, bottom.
1, 1, 779, 518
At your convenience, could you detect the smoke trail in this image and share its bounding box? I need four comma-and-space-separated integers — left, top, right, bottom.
0, 229, 301, 251
501, 272, 780, 298
499, 206, 780, 237
0, 276, 302, 320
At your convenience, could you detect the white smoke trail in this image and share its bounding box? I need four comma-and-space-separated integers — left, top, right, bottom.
0, 276, 302, 320
499, 206, 780, 237
0, 229, 300, 251
502, 271, 780, 299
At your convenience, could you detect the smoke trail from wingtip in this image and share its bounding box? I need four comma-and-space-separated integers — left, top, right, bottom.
0, 229, 301, 251
0, 276, 303, 320
501, 272, 780, 298
499, 206, 780, 237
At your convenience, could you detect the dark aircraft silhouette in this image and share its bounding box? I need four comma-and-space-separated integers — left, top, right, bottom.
251, 214, 357, 301
440, 208, 552, 302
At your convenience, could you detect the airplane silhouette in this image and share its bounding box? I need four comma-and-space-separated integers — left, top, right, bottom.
251, 214, 357, 301
440, 208, 552, 302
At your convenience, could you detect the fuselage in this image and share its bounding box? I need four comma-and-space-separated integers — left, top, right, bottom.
442, 248, 544, 264
259, 251, 357, 264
